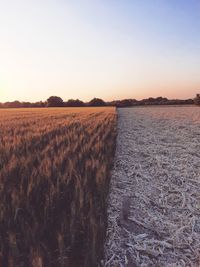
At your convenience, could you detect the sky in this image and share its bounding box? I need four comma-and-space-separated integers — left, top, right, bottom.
0, 0, 200, 102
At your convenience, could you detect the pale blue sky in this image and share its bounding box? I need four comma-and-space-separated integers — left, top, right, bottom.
0, 0, 199, 102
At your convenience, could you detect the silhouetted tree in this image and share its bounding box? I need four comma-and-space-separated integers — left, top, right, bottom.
20, 102, 32, 108
118, 99, 138, 107
8, 101, 22, 108
32, 101, 46, 107
64, 99, 85, 107
47, 96, 64, 107
0, 95, 195, 109
194, 94, 200, 105
88, 98, 106, 107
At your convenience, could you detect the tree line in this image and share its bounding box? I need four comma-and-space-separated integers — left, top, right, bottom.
0, 97, 106, 108
0, 96, 195, 108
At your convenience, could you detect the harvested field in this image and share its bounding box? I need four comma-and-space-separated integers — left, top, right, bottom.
0, 107, 117, 267
105, 106, 200, 267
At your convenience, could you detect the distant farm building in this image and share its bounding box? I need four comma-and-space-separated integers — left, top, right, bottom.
194, 94, 200, 105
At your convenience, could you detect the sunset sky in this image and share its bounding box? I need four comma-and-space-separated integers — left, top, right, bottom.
0, 0, 200, 102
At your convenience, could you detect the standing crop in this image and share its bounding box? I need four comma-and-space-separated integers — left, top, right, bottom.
0, 107, 117, 267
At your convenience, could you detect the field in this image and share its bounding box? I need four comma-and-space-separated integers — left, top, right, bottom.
0, 107, 117, 267
2, 106, 200, 267
105, 106, 200, 267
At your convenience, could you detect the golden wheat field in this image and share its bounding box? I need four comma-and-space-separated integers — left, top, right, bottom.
0, 107, 117, 267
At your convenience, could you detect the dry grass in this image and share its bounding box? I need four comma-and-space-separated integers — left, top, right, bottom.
105, 106, 200, 267
0, 107, 117, 267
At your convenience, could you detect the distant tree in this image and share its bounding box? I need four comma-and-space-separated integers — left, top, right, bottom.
65, 99, 85, 107
88, 98, 106, 107
21, 102, 32, 108
117, 99, 138, 107
32, 101, 46, 108
194, 94, 200, 105
0, 95, 195, 109
185, 99, 194, 105
155, 97, 164, 102
47, 96, 64, 107
106, 100, 118, 106
140, 97, 169, 105
5, 101, 22, 108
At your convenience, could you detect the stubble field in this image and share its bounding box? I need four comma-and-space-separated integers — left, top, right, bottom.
106, 106, 200, 267
0, 107, 117, 267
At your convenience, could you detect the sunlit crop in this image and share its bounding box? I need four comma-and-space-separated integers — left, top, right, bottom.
0, 107, 117, 267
